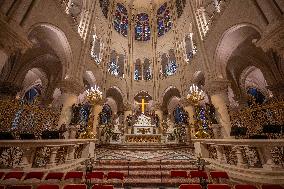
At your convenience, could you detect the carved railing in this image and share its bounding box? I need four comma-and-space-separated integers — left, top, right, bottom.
229, 98, 284, 138
0, 139, 95, 170
193, 139, 284, 184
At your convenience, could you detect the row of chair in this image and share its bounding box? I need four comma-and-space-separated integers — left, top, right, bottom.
179, 184, 283, 189
0, 184, 114, 189
0, 171, 124, 181
171, 170, 229, 181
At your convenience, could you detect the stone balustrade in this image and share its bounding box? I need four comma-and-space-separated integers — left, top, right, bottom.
192, 138, 284, 184
0, 139, 96, 171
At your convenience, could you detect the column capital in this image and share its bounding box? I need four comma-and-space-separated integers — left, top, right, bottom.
205, 79, 231, 96
57, 79, 84, 95
0, 19, 32, 54
255, 19, 284, 58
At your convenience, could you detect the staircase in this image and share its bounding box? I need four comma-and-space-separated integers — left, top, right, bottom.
92, 144, 197, 188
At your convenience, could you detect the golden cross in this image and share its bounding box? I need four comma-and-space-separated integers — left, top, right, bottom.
137, 98, 149, 113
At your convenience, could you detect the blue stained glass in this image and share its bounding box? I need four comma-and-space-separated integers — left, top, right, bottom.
157, 3, 166, 14
99, 104, 112, 124
24, 85, 41, 103
135, 13, 151, 41
113, 3, 128, 37
108, 61, 119, 76
79, 103, 91, 127
165, 60, 177, 76
157, 3, 172, 37
134, 69, 139, 80
247, 88, 266, 104
174, 106, 188, 124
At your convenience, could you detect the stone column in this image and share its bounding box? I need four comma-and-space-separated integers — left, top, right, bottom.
57, 80, 83, 128
181, 99, 196, 140
92, 103, 103, 137
206, 80, 232, 138
58, 92, 78, 127
124, 104, 132, 134
154, 104, 163, 134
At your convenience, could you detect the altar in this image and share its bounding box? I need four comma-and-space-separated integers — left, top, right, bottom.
125, 114, 162, 143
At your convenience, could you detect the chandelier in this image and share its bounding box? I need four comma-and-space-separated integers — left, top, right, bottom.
86, 85, 103, 105
187, 84, 205, 105
186, 84, 209, 139
80, 85, 103, 139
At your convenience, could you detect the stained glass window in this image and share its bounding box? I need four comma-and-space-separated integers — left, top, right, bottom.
135, 13, 151, 41
79, 103, 91, 127
143, 59, 152, 80
24, 85, 41, 103
185, 35, 197, 61
99, 104, 112, 124
176, 0, 186, 18
157, 3, 172, 37
174, 106, 188, 124
113, 3, 128, 37
99, 0, 110, 18
108, 50, 119, 76
247, 88, 266, 104
108, 61, 119, 76
165, 60, 177, 76
91, 34, 102, 64
134, 59, 142, 80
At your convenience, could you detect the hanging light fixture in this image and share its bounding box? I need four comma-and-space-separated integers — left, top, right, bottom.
80, 85, 103, 139
187, 84, 205, 105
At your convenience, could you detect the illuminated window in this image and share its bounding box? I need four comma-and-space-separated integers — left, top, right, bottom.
113, 3, 128, 37
157, 3, 172, 37
135, 13, 151, 41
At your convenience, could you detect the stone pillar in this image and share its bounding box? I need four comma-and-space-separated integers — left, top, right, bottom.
206, 80, 232, 138
92, 103, 103, 137
57, 80, 84, 128
124, 103, 132, 134
182, 99, 196, 140
58, 93, 78, 127
154, 104, 163, 134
